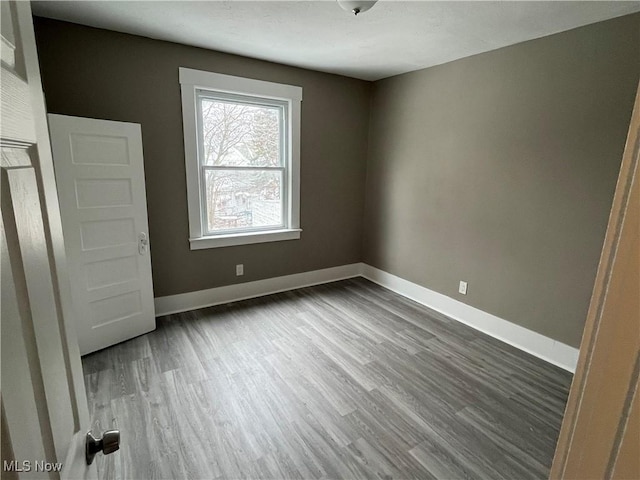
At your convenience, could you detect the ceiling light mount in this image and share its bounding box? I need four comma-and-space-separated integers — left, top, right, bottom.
337, 0, 378, 16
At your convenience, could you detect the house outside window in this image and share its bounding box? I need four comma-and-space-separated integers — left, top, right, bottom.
179, 67, 302, 249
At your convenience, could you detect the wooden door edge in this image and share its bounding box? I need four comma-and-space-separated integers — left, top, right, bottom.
549, 81, 640, 479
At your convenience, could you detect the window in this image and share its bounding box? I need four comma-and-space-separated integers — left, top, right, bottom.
179, 67, 302, 249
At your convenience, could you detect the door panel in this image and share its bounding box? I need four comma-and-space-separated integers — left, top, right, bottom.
5, 164, 75, 456
1, 1, 95, 477
611, 382, 639, 479
1, 186, 53, 471
48, 114, 155, 355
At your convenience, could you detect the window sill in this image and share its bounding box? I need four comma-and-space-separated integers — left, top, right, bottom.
189, 228, 302, 250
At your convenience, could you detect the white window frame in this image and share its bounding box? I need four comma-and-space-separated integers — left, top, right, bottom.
179, 67, 302, 250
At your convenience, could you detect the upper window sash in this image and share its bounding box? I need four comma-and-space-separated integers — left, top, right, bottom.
195, 90, 288, 169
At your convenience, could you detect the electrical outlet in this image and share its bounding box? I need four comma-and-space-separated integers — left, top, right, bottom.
459, 281, 468, 295
236, 264, 244, 276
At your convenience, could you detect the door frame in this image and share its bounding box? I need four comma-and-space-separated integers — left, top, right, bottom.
550, 83, 640, 478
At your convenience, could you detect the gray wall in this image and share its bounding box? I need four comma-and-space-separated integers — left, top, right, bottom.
363, 13, 640, 347
34, 17, 371, 298
35, 14, 639, 347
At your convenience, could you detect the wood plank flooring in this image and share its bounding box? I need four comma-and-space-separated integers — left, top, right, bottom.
82, 278, 573, 480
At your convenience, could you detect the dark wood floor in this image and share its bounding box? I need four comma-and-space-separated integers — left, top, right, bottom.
83, 278, 573, 480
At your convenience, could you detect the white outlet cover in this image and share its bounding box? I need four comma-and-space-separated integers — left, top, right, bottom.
236, 264, 244, 276
459, 281, 468, 295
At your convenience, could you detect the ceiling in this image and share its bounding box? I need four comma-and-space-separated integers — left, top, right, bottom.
31, 1, 640, 81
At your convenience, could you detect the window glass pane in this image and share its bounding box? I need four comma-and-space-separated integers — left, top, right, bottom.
200, 97, 282, 167
204, 170, 283, 233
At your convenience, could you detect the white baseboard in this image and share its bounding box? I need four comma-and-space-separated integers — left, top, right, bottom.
154, 263, 362, 317
360, 264, 579, 373
154, 261, 579, 372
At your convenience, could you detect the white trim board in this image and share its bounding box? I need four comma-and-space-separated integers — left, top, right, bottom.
154, 262, 579, 372
360, 264, 579, 373
154, 263, 361, 317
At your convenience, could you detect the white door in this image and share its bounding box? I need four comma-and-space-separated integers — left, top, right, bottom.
48, 114, 156, 355
1, 1, 95, 478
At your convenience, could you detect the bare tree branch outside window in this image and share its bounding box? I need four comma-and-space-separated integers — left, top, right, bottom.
199, 97, 284, 232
